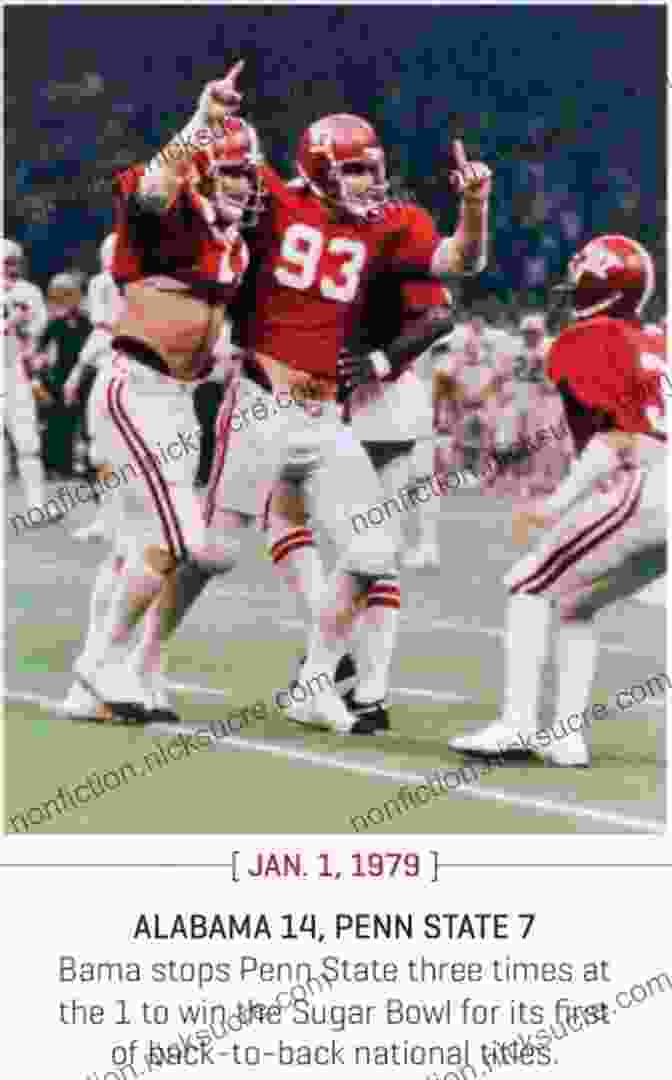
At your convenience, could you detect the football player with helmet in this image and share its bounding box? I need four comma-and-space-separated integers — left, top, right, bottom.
224, 82, 490, 733
2, 238, 50, 518
63, 64, 260, 724
449, 235, 666, 767
144, 67, 491, 734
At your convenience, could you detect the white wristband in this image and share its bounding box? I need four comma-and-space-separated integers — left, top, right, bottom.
369, 350, 391, 378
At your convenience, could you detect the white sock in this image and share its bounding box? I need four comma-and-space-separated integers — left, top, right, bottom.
79, 553, 124, 662
353, 578, 401, 704
303, 571, 359, 682
270, 523, 326, 643
551, 620, 598, 737
80, 562, 164, 673
502, 592, 553, 733
129, 599, 163, 678
18, 454, 45, 510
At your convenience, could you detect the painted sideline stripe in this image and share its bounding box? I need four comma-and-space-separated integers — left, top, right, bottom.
5, 689, 664, 835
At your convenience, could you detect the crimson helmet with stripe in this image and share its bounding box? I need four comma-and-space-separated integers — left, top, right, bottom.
192, 117, 266, 227
296, 114, 388, 219
558, 234, 655, 321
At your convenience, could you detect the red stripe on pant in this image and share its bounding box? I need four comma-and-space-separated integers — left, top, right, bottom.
271, 528, 315, 565
106, 376, 185, 561
510, 472, 642, 596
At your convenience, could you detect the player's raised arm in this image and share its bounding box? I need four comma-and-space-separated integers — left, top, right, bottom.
137, 60, 247, 209
431, 139, 491, 276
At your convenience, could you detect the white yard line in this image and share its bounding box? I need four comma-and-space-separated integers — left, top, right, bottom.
168, 669, 666, 713
6, 689, 664, 835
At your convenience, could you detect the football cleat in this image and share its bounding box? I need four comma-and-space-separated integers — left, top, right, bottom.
294, 653, 358, 701
73, 661, 154, 725
342, 694, 390, 734
448, 719, 535, 759
140, 669, 181, 725
285, 684, 358, 734
533, 731, 591, 768
62, 678, 107, 722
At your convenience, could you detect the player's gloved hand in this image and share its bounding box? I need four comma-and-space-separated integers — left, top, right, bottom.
449, 139, 492, 203
336, 347, 383, 402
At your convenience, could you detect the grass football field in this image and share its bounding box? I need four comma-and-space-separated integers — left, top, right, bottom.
4, 482, 667, 835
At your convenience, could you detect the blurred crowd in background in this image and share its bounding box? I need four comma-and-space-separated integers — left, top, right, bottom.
5, 6, 665, 487
6, 6, 665, 320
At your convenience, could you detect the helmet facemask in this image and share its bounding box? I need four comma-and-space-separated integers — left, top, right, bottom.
203, 160, 266, 230
332, 152, 388, 218
302, 149, 388, 220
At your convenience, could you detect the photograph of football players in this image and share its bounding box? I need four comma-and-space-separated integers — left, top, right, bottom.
449, 236, 667, 767
63, 63, 260, 724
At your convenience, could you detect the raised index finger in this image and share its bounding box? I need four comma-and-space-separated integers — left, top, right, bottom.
223, 59, 245, 86
452, 138, 468, 171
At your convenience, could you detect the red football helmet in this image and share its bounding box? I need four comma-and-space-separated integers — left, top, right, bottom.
192, 117, 265, 227
559, 234, 655, 320
296, 114, 389, 219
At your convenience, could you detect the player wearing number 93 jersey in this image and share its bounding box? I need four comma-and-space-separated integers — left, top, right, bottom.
242, 157, 439, 378
219, 110, 491, 734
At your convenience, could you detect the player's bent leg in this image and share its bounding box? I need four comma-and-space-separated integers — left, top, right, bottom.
453, 465, 647, 765
448, 590, 553, 757
127, 507, 246, 710
291, 517, 400, 735
268, 487, 357, 700
269, 491, 326, 647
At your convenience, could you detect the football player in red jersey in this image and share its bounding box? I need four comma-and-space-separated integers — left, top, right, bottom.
223, 78, 490, 732
63, 65, 262, 723
449, 235, 667, 766
156, 69, 491, 733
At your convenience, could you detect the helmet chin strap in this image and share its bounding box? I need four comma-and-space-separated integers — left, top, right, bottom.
573, 291, 624, 319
